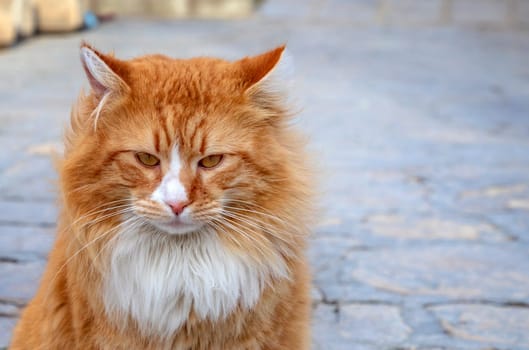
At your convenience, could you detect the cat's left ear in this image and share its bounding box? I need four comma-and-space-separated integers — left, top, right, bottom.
237, 45, 290, 93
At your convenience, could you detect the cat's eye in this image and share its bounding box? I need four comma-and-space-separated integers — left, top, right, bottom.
135, 152, 160, 167
198, 154, 223, 169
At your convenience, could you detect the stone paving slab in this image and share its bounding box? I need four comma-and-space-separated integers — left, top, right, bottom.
0, 261, 45, 303
0, 226, 54, 260
313, 303, 411, 349
429, 303, 529, 348
0, 318, 16, 350
344, 244, 529, 301
0, 201, 56, 227
1, 0, 529, 348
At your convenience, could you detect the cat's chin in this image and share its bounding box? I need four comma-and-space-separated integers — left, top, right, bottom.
151, 221, 203, 236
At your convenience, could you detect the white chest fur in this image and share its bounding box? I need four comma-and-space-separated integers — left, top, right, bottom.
102, 228, 286, 338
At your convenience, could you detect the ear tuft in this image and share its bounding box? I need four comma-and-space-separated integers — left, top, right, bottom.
80, 43, 127, 98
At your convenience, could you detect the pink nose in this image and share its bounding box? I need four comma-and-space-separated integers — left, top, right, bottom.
166, 201, 190, 216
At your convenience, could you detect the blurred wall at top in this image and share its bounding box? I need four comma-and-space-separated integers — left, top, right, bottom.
2, 0, 528, 48
0, 0, 260, 46
88, 0, 259, 18
89, 0, 529, 27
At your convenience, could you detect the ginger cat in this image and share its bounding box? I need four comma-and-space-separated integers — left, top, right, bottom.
10, 44, 312, 350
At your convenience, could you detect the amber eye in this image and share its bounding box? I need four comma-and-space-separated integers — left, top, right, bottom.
135, 152, 160, 167
198, 154, 223, 169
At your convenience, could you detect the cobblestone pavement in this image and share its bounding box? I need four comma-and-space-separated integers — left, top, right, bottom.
1, 1, 529, 349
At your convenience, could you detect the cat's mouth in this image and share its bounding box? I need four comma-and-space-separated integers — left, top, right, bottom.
152, 218, 202, 236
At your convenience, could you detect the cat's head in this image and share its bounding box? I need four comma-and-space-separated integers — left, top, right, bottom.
62, 44, 310, 256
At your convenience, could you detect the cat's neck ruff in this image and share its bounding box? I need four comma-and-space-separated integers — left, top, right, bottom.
102, 226, 287, 338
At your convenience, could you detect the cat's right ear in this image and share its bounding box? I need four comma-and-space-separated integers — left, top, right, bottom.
80, 43, 129, 99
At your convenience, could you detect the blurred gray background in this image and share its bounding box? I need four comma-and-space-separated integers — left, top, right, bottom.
1, 0, 529, 349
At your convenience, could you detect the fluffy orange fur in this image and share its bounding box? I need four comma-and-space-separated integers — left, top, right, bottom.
10, 44, 312, 349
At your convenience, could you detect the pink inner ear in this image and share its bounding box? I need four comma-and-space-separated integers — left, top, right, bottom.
82, 62, 107, 98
